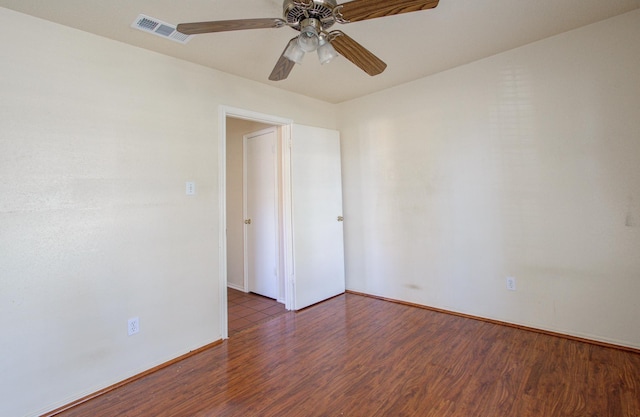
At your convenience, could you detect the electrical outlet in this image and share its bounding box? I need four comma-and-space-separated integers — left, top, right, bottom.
128, 317, 140, 336
506, 277, 517, 291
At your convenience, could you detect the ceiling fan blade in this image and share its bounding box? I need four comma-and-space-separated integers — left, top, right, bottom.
336, 0, 439, 23
269, 39, 297, 81
329, 31, 387, 76
177, 18, 286, 35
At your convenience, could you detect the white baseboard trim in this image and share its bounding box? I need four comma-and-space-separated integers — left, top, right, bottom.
227, 282, 246, 292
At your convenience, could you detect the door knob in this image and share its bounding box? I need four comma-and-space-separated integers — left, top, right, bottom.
245, 219, 252, 225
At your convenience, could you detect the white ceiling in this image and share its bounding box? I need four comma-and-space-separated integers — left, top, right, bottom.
1, 0, 639, 103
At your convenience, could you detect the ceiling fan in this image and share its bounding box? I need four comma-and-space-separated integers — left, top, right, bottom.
177, 0, 439, 81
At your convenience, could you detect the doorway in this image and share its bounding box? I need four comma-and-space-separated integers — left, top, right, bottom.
220, 107, 292, 339
219, 106, 346, 339
226, 120, 280, 297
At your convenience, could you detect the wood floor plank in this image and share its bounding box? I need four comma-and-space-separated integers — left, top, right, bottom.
53, 293, 640, 417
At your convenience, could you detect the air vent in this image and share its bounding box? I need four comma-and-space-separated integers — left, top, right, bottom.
131, 14, 192, 44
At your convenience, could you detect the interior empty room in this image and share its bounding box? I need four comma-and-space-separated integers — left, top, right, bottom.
1, 1, 640, 416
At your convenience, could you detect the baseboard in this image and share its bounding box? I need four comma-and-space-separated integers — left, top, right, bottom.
346, 290, 640, 355
41, 340, 224, 417
41, 292, 638, 416
227, 282, 245, 292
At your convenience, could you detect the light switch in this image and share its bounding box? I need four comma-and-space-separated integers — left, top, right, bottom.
186, 181, 196, 195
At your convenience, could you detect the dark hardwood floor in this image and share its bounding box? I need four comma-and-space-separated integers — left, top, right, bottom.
53, 293, 640, 416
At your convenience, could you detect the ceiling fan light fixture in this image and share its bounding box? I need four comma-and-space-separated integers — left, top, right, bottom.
297, 18, 321, 52
317, 36, 338, 65
178, 0, 441, 81
284, 39, 305, 64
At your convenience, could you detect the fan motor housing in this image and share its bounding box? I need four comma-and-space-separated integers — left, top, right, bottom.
283, 0, 337, 31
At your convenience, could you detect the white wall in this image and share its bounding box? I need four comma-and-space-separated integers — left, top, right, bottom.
0, 8, 335, 417
338, 10, 640, 349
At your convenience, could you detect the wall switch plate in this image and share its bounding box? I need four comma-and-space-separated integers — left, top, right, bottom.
185, 181, 195, 195
506, 277, 517, 291
128, 317, 140, 336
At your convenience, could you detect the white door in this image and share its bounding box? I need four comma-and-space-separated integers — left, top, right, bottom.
244, 127, 279, 299
288, 124, 346, 310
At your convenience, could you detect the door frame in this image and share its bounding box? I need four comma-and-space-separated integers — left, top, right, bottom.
218, 106, 292, 339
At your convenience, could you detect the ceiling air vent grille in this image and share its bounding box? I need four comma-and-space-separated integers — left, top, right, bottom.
131, 14, 192, 44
